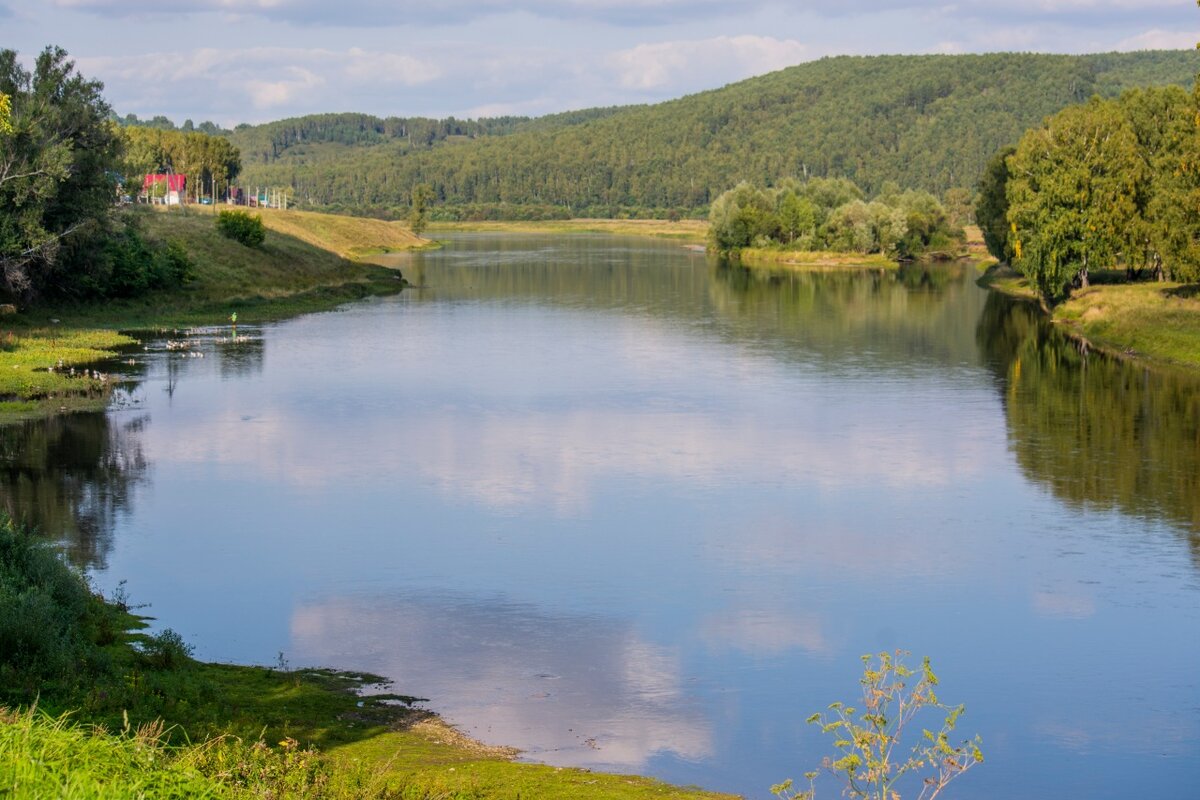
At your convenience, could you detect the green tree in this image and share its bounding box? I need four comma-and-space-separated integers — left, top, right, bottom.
708, 182, 779, 251
777, 191, 818, 245
1006, 98, 1142, 304
409, 182, 433, 236
1121, 85, 1200, 282
974, 146, 1014, 262
0, 46, 122, 298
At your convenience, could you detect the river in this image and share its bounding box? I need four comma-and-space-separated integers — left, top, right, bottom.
3, 233, 1198, 798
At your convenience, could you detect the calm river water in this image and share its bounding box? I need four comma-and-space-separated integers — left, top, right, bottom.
4, 234, 1199, 798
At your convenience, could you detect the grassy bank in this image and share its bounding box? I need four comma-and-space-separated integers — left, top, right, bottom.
1055, 281, 1200, 368
0, 329, 135, 423
428, 218, 708, 242
0, 206, 431, 420
0, 517, 734, 799
978, 263, 1200, 370
737, 247, 896, 271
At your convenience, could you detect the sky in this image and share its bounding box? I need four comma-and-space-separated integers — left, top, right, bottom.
2, 1, 1197, 126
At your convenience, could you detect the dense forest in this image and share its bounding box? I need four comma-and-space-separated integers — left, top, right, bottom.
226, 51, 1200, 219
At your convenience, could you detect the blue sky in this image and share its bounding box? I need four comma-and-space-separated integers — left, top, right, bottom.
3, 1, 1196, 125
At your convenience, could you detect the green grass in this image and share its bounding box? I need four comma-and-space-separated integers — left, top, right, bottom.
1055, 281, 1200, 368
0, 709, 224, 799
978, 264, 1200, 370
0, 329, 134, 423
737, 247, 897, 271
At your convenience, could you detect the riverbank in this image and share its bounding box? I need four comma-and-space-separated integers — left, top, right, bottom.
0, 516, 735, 800
428, 218, 708, 242
736, 247, 896, 271
0, 206, 429, 422
978, 263, 1200, 370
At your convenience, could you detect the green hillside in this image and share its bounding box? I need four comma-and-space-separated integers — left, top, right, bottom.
229, 51, 1200, 218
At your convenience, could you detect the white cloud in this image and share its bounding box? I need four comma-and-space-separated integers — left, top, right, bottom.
51, 0, 743, 26
1116, 29, 1200, 51
76, 46, 442, 120
610, 35, 809, 91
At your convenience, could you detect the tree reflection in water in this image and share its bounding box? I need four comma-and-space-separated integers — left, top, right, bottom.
0, 413, 148, 570
978, 292, 1200, 563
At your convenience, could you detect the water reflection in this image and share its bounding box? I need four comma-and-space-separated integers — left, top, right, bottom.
289, 594, 713, 771
979, 294, 1200, 560
9, 235, 1200, 798
0, 413, 148, 569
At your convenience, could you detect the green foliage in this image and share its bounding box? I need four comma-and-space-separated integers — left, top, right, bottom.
0, 46, 123, 299
227, 51, 1198, 218
975, 146, 1014, 261
409, 182, 433, 236
216, 210, 266, 248
0, 92, 12, 136
709, 178, 959, 258
772, 651, 983, 800
53, 221, 195, 299
136, 628, 195, 671
0, 514, 121, 703
121, 126, 241, 201
1002, 86, 1200, 304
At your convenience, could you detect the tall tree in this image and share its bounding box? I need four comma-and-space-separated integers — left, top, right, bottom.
408, 182, 433, 235
975, 146, 1014, 262
0, 46, 121, 297
1006, 98, 1142, 304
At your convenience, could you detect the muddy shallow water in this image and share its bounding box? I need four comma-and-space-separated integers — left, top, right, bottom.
5, 234, 1198, 798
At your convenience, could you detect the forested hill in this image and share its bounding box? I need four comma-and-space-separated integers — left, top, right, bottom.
228, 51, 1200, 218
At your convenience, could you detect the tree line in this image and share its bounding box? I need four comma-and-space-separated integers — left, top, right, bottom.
976, 84, 1200, 303
227, 51, 1199, 219
122, 126, 241, 201
708, 177, 961, 259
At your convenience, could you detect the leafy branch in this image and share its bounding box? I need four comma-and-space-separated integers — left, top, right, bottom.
773, 651, 983, 800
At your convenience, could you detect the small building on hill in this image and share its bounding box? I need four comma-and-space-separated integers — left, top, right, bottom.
142, 173, 186, 205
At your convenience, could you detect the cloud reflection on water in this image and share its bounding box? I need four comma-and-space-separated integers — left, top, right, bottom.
289, 594, 713, 771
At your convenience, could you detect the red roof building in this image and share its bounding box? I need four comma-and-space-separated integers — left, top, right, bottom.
143, 174, 186, 192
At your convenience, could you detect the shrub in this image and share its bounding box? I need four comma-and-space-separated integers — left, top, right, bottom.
0, 514, 117, 702
217, 210, 266, 247
136, 628, 194, 671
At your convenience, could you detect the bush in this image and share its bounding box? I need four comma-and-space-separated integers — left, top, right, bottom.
136, 628, 194, 671
0, 514, 117, 702
217, 210, 266, 247
54, 223, 196, 299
